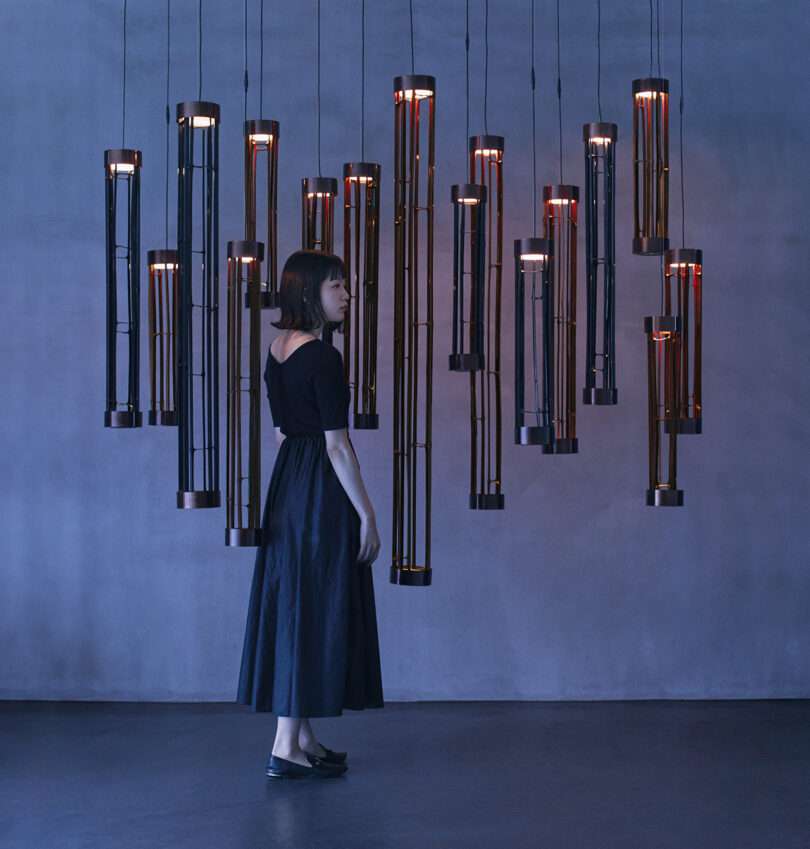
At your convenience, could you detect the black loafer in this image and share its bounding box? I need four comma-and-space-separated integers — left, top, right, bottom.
266, 753, 347, 779
318, 745, 348, 765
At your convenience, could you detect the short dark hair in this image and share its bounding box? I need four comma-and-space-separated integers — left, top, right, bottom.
271, 250, 346, 332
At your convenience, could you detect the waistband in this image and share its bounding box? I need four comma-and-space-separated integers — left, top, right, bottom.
284, 432, 325, 440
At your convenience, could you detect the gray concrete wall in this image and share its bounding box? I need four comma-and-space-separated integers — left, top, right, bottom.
1, 0, 807, 701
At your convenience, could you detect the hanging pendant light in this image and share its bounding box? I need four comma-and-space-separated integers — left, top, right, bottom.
146, 0, 177, 428
632, 77, 669, 255
582, 4, 619, 407
104, 1, 142, 429
468, 134, 505, 509
644, 315, 683, 506
391, 65, 436, 586
175, 3, 221, 509
342, 1, 381, 430
515, 239, 554, 447
343, 162, 381, 429
226, 240, 264, 545
542, 185, 579, 453
514, 1, 553, 450
449, 183, 486, 374
301, 177, 338, 253
243, 0, 280, 310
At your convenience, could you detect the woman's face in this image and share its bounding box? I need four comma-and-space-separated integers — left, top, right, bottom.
320, 275, 349, 325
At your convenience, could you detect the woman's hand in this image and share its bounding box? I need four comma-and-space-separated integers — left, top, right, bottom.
357, 514, 381, 565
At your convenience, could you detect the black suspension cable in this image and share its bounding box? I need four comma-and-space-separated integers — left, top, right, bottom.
316, 0, 321, 176
197, 0, 202, 100
121, 0, 127, 145
260, 0, 264, 117
165, 0, 171, 247
649, 0, 653, 76
484, 0, 489, 135
597, 0, 602, 122
409, 0, 415, 72
243, 0, 248, 122
555, 0, 563, 183
680, 0, 685, 246
656, 0, 662, 77
360, 0, 366, 162
531, 0, 537, 234
465, 0, 470, 147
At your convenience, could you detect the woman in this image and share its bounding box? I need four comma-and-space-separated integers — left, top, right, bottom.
237, 250, 384, 780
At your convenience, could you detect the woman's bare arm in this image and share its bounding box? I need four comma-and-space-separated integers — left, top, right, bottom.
274, 426, 285, 447
324, 429, 375, 522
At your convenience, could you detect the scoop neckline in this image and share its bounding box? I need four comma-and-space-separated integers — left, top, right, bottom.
269, 336, 320, 365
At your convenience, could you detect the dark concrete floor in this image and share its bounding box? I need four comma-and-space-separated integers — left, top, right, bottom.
1, 699, 807, 848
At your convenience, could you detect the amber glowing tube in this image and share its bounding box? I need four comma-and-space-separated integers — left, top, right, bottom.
632, 77, 669, 255
543, 184, 579, 454
146, 249, 178, 426
391, 74, 435, 586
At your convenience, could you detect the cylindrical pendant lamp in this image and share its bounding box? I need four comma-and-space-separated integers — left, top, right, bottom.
645, 315, 683, 505
468, 135, 505, 510
147, 249, 178, 426
104, 148, 143, 428
632, 77, 669, 255
391, 73, 435, 586
514, 238, 554, 448
244, 119, 279, 309
302, 176, 339, 347
226, 240, 264, 546
176, 100, 221, 509
582, 122, 618, 405
449, 183, 486, 373
343, 161, 382, 429
542, 184, 579, 454
664, 248, 703, 434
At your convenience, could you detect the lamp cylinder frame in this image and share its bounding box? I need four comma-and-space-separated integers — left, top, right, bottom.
664, 248, 703, 435
176, 100, 222, 509
226, 239, 264, 546
632, 77, 670, 255
542, 184, 579, 454
343, 161, 382, 430
449, 182, 487, 373
302, 176, 340, 347
104, 148, 143, 428
244, 119, 280, 310
391, 73, 435, 586
644, 314, 684, 506
582, 122, 618, 406
146, 248, 178, 426
468, 134, 505, 510
514, 238, 554, 447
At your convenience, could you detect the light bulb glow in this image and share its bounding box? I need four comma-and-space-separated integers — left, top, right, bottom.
306, 191, 334, 199
396, 88, 433, 101
109, 162, 135, 174
588, 136, 613, 144
548, 198, 574, 206
520, 253, 548, 262
347, 175, 374, 184
149, 262, 178, 270
249, 133, 273, 144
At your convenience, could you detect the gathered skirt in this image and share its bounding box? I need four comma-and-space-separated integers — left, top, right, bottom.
237, 432, 384, 717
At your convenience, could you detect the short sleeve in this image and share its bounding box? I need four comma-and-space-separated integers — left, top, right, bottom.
313, 345, 349, 431
264, 351, 284, 428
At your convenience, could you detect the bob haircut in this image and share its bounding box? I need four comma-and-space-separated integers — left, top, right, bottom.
271, 249, 346, 332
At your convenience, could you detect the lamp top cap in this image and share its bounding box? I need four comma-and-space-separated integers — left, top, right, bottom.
393, 74, 436, 92
343, 162, 381, 179
244, 118, 279, 135
665, 248, 703, 265
583, 122, 618, 141
543, 184, 579, 202
451, 183, 487, 203
514, 237, 553, 258
644, 315, 681, 333
469, 134, 505, 152
147, 249, 178, 265
227, 240, 265, 262
176, 100, 221, 122
302, 176, 338, 194
632, 77, 669, 93
104, 148, 142, 167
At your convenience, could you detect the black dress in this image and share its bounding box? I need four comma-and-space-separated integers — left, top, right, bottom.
237, 337, 385, 717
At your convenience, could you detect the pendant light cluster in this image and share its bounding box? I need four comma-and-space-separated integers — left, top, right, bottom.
635, 0, 704, 506
104, 0, 142, 429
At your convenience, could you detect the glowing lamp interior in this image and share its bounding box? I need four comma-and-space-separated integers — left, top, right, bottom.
249, 133, 273, 144
189, 116, 216, 128
548, 198, 574, 206
109, 163, 135, 174
473, 148, 500, 157
588, 136, 613, 144
306, 192, 333, 199
397, 88, 433, 101
149, 262, 178, 271
347, 175, 374, 184
520, 253, 548, 262
455, 197, 480, 205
